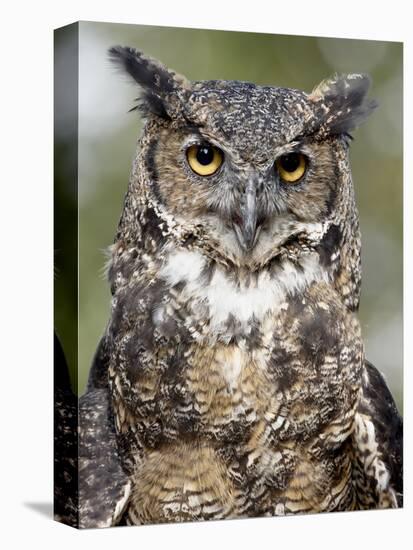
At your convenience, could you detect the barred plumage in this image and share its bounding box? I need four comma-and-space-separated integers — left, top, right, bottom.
77, 47, 402, 527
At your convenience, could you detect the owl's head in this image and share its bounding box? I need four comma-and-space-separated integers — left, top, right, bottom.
110, 46, 376, 281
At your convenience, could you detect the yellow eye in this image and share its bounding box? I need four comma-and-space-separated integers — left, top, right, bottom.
186, 143, 223, 176
276, 153, 307, 184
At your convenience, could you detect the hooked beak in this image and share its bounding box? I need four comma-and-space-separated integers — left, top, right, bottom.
232, 179, 260, 251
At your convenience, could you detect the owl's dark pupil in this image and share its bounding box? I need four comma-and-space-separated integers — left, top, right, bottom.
196, 145, 214, 165
280, 153, 300, 172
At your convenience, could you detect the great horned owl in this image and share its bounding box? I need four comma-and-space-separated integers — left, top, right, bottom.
77, 46, 403, 528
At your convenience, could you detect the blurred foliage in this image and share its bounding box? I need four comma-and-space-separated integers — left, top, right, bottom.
55, 23, 403, 411
54, 23, 78, 390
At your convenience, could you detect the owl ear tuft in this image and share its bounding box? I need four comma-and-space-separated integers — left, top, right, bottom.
109, 46, 191, 119
309, 74, 378, 135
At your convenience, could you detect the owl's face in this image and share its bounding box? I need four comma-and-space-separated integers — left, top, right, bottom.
149, 112, 337, 262
110, 47, 376, 268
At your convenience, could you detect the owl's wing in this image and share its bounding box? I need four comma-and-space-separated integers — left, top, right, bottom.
79, 339, 131, 528
352, 360, 403, 508
86, 334, 111, 391
79, 388, 131, 528
55, 332, 131, 528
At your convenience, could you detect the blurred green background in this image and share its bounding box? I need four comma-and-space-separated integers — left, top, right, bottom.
54, 22, 403, 410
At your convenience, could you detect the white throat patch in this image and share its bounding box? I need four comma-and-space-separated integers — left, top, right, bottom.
159, 248, 329, 331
